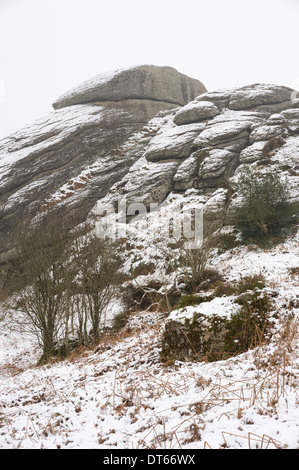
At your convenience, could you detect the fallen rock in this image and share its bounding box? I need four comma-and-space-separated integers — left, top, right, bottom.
161, 290, 273, 363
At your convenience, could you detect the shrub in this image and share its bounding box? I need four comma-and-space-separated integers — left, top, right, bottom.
214, 231, 241, 254
236, 274, 266, 293
176, 293, 214, 309
213, 274, 265, 298
234, 166, 296, 241
112, 311, 131, 331
175, 231, 222, 293
177, 243, 211, 293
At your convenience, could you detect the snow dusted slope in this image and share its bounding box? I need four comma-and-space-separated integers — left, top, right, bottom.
0, 232, 298, 449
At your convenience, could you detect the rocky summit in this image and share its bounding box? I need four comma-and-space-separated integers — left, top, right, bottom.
52, 65, 206, 109
0, 65, 299, 266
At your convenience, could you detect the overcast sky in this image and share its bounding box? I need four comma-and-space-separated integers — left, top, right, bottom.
0, 0, 299, 139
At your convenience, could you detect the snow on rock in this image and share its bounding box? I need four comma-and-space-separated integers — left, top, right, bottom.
173, 100, 219, 125
173, 152, 199, 188
249, 124, 285, 143
2, 79, 299, 265
0, 94, 177, 263
167, 296, 241, 324
144, 120, 205, 162
239, 141, 266, 163
193, 110, 261, 149
199, 149, 235, 180
228, 83, 294, 110
0, 104, 105, 179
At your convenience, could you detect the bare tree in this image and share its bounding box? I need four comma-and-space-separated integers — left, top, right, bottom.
176, 234, 216, 294
6, 213, 72, 361
72, 234, 124, 344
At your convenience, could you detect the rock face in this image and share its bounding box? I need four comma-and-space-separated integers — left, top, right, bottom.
1, 67, 299, 266
0, 66, 205, 264
173, 100, 219, 125
91, 82, 299, 234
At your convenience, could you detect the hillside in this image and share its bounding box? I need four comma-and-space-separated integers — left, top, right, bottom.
0, 235, 299, 449
0, 66, 299, 450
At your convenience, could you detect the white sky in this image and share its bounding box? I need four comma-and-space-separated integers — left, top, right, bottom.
0, 0, 299, 139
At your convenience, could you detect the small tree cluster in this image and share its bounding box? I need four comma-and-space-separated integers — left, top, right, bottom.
6, 214, 123, 361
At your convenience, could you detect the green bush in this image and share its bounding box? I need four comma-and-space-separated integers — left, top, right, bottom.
236, 274, 266, 293
234, 166, 296, 241
112, 311, 131, 331
213, 274, 265, 298
176, 293, 214, 309
214, 232, 241, 254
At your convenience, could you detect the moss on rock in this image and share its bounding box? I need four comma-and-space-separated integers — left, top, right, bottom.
161, 290, 274, 363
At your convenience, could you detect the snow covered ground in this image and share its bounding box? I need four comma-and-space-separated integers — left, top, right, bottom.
0, 232, 299, 449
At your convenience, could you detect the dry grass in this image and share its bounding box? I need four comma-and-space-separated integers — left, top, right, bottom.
0, 305, 298, 449
221, 431, 285, 449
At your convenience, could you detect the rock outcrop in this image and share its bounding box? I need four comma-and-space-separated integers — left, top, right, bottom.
160, 288, 273, 363
1, 66, 299, 267
0, 66, 205, 263
91, 82, 299, 234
